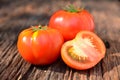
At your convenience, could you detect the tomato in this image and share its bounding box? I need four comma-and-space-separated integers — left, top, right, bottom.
17, 25, 64, 65
49, 5, 94, 41
61, 31, 106, 70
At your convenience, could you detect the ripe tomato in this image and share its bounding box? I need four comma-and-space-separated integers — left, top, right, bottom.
61, 31, 106, 70
49, 5, 94, 41
17, 25, 64, 65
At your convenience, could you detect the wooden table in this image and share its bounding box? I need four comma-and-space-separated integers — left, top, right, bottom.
0, 0, 120, 80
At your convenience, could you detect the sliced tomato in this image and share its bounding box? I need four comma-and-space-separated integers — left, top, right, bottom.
61, 31, 106, 70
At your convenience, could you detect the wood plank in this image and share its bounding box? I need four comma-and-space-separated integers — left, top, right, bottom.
0, 0, 120, 80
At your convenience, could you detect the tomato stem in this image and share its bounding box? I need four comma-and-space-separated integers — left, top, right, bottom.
32, 25, 47, 32
64, 5, 83, 13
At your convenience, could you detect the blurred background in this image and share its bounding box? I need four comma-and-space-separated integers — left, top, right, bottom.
0, 0, 119, 26
0, 0, 119, 41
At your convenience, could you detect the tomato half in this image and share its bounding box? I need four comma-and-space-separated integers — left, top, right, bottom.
61, 31, 106, 70
49, 6, 94, 41
17, 26, 64, 65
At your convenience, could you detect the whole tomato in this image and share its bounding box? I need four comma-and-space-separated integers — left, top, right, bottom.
17, 25, 64, 65
61, 31, 106, 70
49, 5, 94, 41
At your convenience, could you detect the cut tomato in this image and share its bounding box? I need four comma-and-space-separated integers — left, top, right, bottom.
61, 31, 106, 70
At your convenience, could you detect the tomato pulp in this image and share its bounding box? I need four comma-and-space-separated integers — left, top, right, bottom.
61, 31, 106, 70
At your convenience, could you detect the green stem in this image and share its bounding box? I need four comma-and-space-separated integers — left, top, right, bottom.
32, 25, 47, 32
64, 5, 83, 13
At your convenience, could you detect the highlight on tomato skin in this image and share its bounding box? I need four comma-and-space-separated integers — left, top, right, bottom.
61, 31, 106, 70
17, 25, 64, 65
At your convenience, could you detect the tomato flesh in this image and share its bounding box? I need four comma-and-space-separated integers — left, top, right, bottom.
61, 31, 106, 70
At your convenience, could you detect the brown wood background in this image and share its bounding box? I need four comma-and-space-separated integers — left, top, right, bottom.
0, 0, 120, 80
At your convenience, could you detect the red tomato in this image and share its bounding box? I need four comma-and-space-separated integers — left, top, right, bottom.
49, 6, 94, 41
61, 31, 106, 70
17, 26, 64, 65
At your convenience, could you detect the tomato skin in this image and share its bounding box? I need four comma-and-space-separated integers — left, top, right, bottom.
17, 26, 64, 65
49, 10, 94, 41
61, 31, 106, 70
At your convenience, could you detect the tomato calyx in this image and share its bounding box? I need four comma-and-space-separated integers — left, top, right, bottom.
32, 25, 47, 32
64, 5, 83, 13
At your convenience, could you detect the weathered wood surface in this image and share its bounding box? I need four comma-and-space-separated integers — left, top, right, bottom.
0, 0, 120, 80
